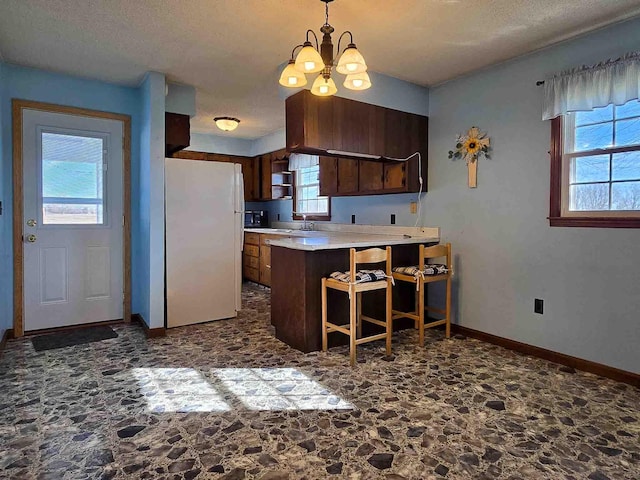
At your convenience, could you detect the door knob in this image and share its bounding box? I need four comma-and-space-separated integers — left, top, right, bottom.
26, 219, 37, 227
26, 234, 37, 243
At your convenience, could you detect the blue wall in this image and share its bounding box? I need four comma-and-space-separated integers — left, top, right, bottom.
0, 63, 142, 332
137, 72, 166, 329
426, 17, 640, 373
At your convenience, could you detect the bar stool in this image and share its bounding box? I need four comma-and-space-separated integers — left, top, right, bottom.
391, 243, 452, 346
321, 247, 393, 366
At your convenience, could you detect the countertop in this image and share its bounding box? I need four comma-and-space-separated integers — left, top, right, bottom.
244, 227, 439, 251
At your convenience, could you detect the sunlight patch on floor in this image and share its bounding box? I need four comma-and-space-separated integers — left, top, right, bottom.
132, 367, 230, 413
213, 367, 354, 411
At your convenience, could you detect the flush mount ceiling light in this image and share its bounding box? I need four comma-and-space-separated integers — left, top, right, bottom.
214, 117, 240, 132
279, 0, 371, 96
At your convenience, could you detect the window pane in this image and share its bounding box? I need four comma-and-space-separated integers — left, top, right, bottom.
614, 117, 640, 147
612, 152, 640, 181
574, 123, 612, 151
41, 132, 105, 225
575, 104, 613, 126
569, 183, 609, 211
571, 155, 609, 183
611, 182, 640, 210
615, 100, 640, 120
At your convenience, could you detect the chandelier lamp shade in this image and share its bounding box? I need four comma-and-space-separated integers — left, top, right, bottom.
213, 117, 241, 132
279, 0, 371, 96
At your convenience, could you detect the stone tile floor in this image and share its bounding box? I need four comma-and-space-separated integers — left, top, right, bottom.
0, 283, 638, 479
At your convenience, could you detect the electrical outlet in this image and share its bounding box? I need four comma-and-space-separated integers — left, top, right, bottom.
410, 202, 417, 214
390, 214, 396, 225
351, 214, 356, 224
534, 298, 544, 314
277, 213, 280, 221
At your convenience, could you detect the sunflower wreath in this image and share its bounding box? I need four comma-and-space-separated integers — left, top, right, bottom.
448, 126, 490, 164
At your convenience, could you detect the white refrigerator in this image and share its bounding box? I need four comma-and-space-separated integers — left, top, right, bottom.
165, 158, 244, 328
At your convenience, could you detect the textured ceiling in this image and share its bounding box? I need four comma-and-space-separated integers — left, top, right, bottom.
1, 0, 640, 138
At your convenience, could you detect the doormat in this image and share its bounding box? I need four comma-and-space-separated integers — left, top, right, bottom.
31, 325, 118, 352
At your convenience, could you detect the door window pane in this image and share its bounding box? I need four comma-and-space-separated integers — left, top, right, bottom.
41, 132, 105, 225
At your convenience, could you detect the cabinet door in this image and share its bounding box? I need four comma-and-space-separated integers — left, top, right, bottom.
384, 162, 406, 190
260, 154, 272, 200
337, 158, 359, 194
306, 95, 334, 150
385, 108, 412, 159
359, 160, 384, 192
259, 245, 271, 287
319, 156, 338, 196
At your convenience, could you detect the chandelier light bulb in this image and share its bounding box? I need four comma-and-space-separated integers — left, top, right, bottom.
279, 60, 307, 88
311, 74, 338, 96
336, 45, 367, 75
343, 71, 371, 91
294, 44, 324, 73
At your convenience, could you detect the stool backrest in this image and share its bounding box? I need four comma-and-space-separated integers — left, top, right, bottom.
349, 246, 392, 282
419, 243, 452, 271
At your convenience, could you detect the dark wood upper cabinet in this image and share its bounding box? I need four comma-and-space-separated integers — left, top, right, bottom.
287, 90, 427, 196
165, 112, 190, 156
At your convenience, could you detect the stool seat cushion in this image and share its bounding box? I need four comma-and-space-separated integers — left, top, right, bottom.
329, 269, 388, 284
392, 264, 448, 276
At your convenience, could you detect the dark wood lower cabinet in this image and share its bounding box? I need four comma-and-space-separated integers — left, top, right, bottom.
270, 243, 435, 353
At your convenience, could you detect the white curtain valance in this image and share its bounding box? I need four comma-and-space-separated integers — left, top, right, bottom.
288, 153, 319, 170
542, 51, 640, 121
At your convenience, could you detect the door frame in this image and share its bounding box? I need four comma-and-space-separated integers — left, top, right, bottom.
12, 99, 132, 337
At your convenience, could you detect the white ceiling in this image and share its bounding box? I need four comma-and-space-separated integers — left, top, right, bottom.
1, 0, 640, 138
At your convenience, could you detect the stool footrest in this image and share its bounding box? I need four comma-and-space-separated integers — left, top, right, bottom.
325, 322, 351, 336
355, 333, 388, 345
392, 310, 419, 321
360, 315, 387, 328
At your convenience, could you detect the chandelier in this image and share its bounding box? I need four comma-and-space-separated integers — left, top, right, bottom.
279, 0, 371, 96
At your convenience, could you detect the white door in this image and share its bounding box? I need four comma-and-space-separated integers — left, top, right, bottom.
22, 109, 124, 331
165, 159, 240, 328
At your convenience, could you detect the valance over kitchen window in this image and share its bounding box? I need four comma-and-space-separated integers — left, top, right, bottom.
288, 153, 319, 171
542, 51, 640, 121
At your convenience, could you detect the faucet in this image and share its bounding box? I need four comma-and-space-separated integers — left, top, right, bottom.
293, 213, 314, 231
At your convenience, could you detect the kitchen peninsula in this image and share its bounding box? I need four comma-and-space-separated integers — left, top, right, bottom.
257, 225, 440, 353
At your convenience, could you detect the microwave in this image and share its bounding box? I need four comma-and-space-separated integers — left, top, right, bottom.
244, 210, 269, 228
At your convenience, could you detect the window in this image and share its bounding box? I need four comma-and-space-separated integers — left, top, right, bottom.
550, 99, 640, 227
293, 165, 330, 220
40, 131, 106, 225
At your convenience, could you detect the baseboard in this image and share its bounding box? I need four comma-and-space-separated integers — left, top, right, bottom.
451, 325, 639, 388
132, 313, 166, 338
0, 329, 15, 357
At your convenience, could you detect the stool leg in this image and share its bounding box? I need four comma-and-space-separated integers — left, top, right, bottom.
349, 285, 357, 366
321, 278, 328, 352
445, 275, 452, 339
356, 292, 362, 339
418, 279, 425, 347
385, 280, 392, 357
413, 282, 420, 330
